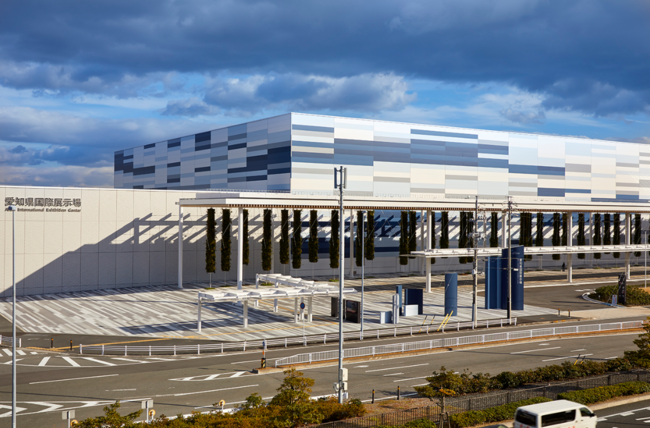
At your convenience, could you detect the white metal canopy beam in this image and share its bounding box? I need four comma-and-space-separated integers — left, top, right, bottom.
410, 244, 650, 258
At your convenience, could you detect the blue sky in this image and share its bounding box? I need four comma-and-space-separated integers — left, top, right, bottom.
0, 0, 648, 187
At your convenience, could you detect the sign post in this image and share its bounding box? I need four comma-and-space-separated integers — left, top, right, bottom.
62, 410, 75, 428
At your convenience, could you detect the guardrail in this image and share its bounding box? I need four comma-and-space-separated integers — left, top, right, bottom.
274, 320, 643, 367
0, 335, 21, 347
78, 317, 516, 356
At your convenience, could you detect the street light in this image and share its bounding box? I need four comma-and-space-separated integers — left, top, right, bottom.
334, 166, 347, 403
361, 210, 366, 333
7, 204, 17, 428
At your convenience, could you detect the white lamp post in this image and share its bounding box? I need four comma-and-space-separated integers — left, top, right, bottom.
7, 204, 17, 428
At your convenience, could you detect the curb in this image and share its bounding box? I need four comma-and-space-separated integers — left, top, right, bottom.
252, 328, 643, 373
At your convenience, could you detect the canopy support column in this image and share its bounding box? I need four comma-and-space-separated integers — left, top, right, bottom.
426, 210, 432, 293
197, 296, 202, 332
308, 296, 313, 322
238, 208, 243, 290
349, 209, 354, 278
294, 298, 299, 323
178, 205, 183, 289
626, 212, 631, 280
243, 300, 248, 328
567, 212, 573, 283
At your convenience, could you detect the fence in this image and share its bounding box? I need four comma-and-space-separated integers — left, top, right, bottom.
0, 335, 21, 348
78, 317, 516, 356
314, 371, 650, 428
274, 320, 643, 367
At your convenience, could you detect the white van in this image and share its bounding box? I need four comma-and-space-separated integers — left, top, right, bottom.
514, 399, 597, 428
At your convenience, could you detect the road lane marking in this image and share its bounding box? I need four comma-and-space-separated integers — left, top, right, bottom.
571, 349, 586, 352
231, 359, 275, 364
155, 384, 259, 397
542, 353, 592, 362
636, 417, 650, 420
511, 347, 561, 354
2, 349, 11, 356
81, 357, 116, 366
111, 358, 146, 363
37, 357, 50, 366
16, 350, 25, 356
29, 374, 119, 385
366, 363, 429, 372
393, 376, 428, 382
4, 359, 22, 364
62, 357, 80, 367
383, 373, 404, 376
231, 371, 245, 378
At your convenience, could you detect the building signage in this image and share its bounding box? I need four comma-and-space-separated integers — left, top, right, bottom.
5, 197, 82, 212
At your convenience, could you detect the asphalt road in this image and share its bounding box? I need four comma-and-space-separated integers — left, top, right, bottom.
0, 316, 642, 427
595, 400, 650, 427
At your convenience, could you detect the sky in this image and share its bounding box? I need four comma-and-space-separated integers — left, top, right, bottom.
0, 0, 649, 188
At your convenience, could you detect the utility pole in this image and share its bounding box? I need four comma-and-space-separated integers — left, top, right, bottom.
472, 196, 478, 328
334, 166, 346, 403
507, 196, 513, 322
361, 210, 365, 333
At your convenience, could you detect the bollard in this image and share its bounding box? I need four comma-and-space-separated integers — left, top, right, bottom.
79, 344, 83, 355
102, 345, 104, 356
51, 338, 54, 348
174, 345, 176, 356
558, 308, 560, 317
397, 386, 401, 400
70, 340, 73, 351
198, 344, 200, 355
261, 357, 267, 369
149, 346, 151, 356
125, 346, 128, 356
568, 310, 571, 318
372, 389, 375, 404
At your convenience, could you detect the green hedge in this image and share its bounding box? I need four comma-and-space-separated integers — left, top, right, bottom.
592, 285, 650, 306
558, 381, 650, 405
449, 397, 551, 428
377, 419, 438, 428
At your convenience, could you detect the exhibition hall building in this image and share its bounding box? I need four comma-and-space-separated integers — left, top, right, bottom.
2, 112, 650, 297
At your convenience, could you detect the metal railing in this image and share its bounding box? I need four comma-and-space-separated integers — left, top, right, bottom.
314, 371, 650, 427
78, 317, 516, 356
274, 320, 643, 367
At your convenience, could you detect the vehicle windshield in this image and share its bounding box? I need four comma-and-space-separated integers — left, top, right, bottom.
580, 407, 595, 417
515, 410, 537, 427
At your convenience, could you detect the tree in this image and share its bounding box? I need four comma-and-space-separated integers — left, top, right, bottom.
262, 209, 273, 271
552, 213, 561, 260
280, 209, 290, 266
205, 208, 216, 286
535, 212, 544, 247
355, 210, 363, 267
577, 213, 586, 259
399, 211, 409, 265
459, 212, 468, 264
242, 209, 249, 265
365, 210, 375, 261
634, 213, 642, 257
309, 210, 319, 264
624, 316, 650, 368
604, 213, 612, 254
75, 401, 141, 428
490, 212, 499, 248
467, 212, 474, 264
594, 213, 602, 259
614, 213, 621, 258
269, 368, 322, 427
221, 209, 231, 272
329, 210, 339, 269
292, 209, 303, 269
521, 213, 533, 261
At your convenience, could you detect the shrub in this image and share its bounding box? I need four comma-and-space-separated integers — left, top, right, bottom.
450, 397, 552, 428
592, 285, 650, 306
558, 381, 650, 405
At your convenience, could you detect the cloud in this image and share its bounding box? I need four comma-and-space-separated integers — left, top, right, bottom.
200, 73, 415, 115
162, 97, 219, 116
0, 0, 648, 116
0, 165, 114, 187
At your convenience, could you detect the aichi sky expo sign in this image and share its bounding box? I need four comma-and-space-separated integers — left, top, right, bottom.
5, 197, 81, 212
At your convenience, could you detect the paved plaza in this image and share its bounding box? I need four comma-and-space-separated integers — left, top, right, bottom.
0, 279, 557, 342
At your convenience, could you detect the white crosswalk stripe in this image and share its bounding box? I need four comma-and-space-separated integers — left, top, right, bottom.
16, 350, 25, 356
62, 357, 80, 367
81, 357, 116, 366
38, 357, 50, 366
2, 349, 11, 356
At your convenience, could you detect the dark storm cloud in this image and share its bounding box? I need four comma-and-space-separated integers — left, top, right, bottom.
0, 0, 649, 114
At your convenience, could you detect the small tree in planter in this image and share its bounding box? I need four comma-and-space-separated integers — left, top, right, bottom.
440, 212, 450, 256
309, 210, 319, 264
614, 213, 621, 259
577, 213, 586, 259
490, 212, 499, 248
221, 209, 232, 274
459, 212, 468, 264
292, 210, 303, 269
355, 211, 363, 267
399, 211, 409, 266
205, 208, 216, 286
594, 213, 602, 260
552, 213, 560, 260
280, 209, 290, 269
604, 213, 611, 254
329, 210, 339, 270
467, 212, 474, 264
409, 211, 418, 269
521, 213, 533, 261
261, 209, 273, 271
535, 212, 544, 248
365, 210, 375, 262
634, 213, 642, 258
